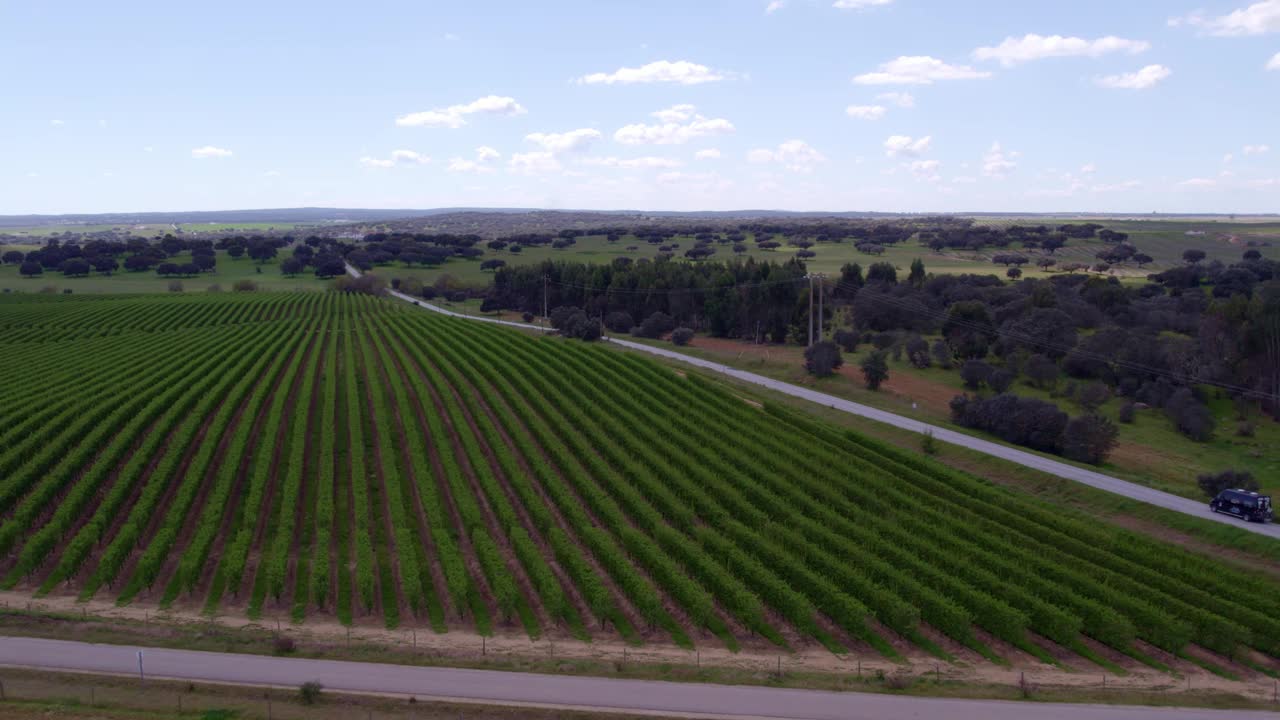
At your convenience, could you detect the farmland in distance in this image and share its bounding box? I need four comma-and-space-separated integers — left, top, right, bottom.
1, 291, 1279, 678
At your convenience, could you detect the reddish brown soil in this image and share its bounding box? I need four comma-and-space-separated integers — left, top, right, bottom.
402, 337, 556, 634
453, 367, 650, 637
386, 333, 499, 624
189, 332, 310, 602
278, 327, 328, 615
366, 335, 457, 621
414, 336, 602, 633
150, 368, 262, 610
357, 328, 413, 622
232, 330, 320, 605
11, 410, 164, 588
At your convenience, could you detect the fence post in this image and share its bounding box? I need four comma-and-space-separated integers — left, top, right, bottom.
0, 678, 5, 699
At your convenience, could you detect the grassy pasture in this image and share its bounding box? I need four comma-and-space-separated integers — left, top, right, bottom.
0, 250, 328, 294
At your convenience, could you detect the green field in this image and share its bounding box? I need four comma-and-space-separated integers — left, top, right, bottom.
1, 291, 1278, 679
0, 250, 328, 294
372, 219, 1280, 290
630, 333, 1278, 501
0, 221, 321, 238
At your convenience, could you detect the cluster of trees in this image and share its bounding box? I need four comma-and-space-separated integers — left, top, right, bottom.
479, 244, 1279, 445
1196, 469, 1259, 498
348, 232, 485, 270
488, 257, 810, 344
2, 233, 360, 283
847, 249, 1280, 440
950, 394, 1119, 464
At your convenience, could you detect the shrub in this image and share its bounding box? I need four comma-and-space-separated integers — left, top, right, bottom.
931, 340, 953, 370
921, 429, 938, 456
1075, 381, 1111, 412
521, 311, 535, 323
1164, 388, 1215, 442
233, 279, 259, 292
951, 393, 1068, 454
671, 327, 694, 346
635, 311, 676, 339
206, 283, 222, 293
299, 681, 323, 705
274, 636, 296, 654
833, 329, 859, 353
1061, 414, 1119, 465
168, 280, 184, 293
987, 368, 1015, 394
605, 310, 636, 334
1197, 470, 1258, 499
860, 350, 889, 390
905, 334, 931, 369
1024, 354, 1059, 389
804, 340, 843, 377
960, 360, 991, 390
1118, 402, 1135, 423
549, 305, 581, 331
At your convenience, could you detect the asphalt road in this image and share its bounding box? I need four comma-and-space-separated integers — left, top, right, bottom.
3, 637, 1275, 720
357, 268, 1279, 541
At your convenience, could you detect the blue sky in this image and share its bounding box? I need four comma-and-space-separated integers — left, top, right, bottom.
3, 0, 1278, 214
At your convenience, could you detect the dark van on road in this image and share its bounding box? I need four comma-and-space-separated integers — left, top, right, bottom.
1210, 489, 1274, 523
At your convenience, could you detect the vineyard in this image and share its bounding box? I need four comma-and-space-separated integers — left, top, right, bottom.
1, 292, 1279, 676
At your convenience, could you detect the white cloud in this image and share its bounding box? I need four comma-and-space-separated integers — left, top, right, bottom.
833, 0, 893, 8
395, 95, 527, 128
973, 34, 1149, 66
1269, 51, 1280, 69
1179, 177, 1219, 188
51, 119, 65, 126
143, 146, 154, 153
765, 0, 785, 13
982, 142, 1020, 178
448, 146, 502, 173
883, 134, 931, 157
1224, 153, 1235, 164
191, 146, 232, 159
746, 139, 826, 172
951, 176, 977, 184
695, 148, 722, 160
614, 107, 735, 145
1080, 162, 1097, 175
1096, 64, 1171, 89
581, 156, 683, 169
1247, 178, 1280, 187
651, 104, 697, 123
578, 60, 726, 85
360, 149, 429, 168
264, 170, 282, 177
876, 91, 915, 108
1173, 1, 1280, 36
1091, 180, 1142, 192
854, 56, 991, 85
1244, 144, 1271, 155
846, 104, 887, 120
525, 128, 602, 154
509, 151, 561, 175
908, 159, 942, 182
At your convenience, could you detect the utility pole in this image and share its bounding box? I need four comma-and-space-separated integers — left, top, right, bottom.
542, 274, 549, 330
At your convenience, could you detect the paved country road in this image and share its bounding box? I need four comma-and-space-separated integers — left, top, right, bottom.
352, 265, 1280, 540
3, 637, 1276, 720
